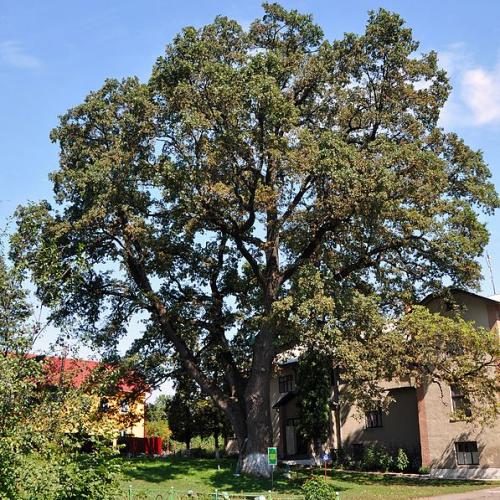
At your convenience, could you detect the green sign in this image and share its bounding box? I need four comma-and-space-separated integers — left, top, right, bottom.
267, 447, 278, 466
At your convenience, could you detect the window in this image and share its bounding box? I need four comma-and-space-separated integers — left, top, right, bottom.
120, 400, 130, 414
365, 409, 383, 428
451, 385, 472, 418
455, 441, 479, 465
279, 374, 294, 393
286, 417, 300, 427
99, 397, 109, 412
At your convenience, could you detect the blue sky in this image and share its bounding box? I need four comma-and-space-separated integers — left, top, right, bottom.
1, 1, 500, 360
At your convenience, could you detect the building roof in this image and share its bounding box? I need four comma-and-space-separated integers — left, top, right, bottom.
420, 287, 500, 306
272, 391, 297, 409
32, 355, 144, 393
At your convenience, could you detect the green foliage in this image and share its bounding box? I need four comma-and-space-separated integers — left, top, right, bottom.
302, 478, 338, 500
361, 445, 393, 472
0, 255, 122, 499
168, 378, 200, 449
167, 376, 229, 450
145, 420, 172, 443
146, 395, 172, 423
296, 350, 332, 456
15, 438, 121, 500
394, 449, 410, 472
418, 466, 431, 475
145, 395, 172, 447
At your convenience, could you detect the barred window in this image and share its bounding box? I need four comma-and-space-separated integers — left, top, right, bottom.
279, 374, 294, 393
365, 409, 383, 428
451, 385, 472, 417
455, 441, 479, 465
120, 400, 130, 414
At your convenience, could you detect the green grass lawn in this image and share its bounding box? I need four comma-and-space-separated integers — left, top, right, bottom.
120, 456, 496, 499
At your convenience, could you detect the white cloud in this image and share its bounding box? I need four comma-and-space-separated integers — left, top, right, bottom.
462, 65, 500, 125
437, 44, 500, 128
0, 41, 41, 69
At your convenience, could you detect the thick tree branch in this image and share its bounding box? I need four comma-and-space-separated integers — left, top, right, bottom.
121, 235, 233, 411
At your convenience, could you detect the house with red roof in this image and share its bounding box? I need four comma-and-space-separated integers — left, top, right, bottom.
37, 355, 147, 440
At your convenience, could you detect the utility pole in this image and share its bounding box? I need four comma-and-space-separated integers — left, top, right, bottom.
486, 252, 497, 295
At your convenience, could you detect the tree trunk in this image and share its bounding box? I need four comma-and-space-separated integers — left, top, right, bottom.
214, 432, 220, 459
240, 325, 274, 477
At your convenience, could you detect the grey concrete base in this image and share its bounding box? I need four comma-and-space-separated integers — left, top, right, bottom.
430, 468, 500, 480
280, 458, 313, 466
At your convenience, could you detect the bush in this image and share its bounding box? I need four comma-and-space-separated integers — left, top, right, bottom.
361, 445, 376, 470
418, 466, 431, 475
394, 448, 410, 472
361, 444, 393, 472
302, 478, 339, 500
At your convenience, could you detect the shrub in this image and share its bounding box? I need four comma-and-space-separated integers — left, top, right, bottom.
418, 466, 431, 475
393, 448, 410, 472
361, 445, 377, 470
302, 478, 339, 500
376, 447, 393, 472
361, 444, 393, 472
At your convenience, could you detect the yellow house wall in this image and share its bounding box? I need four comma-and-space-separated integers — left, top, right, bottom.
82, 392, 146, 438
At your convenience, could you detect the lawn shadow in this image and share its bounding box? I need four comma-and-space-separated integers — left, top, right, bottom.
122, 458, 490, 496
207, 465, 348, 495
122, 456, 234, 484
122, 457, 349, 495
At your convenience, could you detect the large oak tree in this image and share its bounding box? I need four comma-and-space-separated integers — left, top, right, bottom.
12, 4, 499, 476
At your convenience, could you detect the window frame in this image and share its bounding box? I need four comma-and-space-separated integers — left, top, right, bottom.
455, 441, 479, 466
119, 399, 130, 414
278, 374, 294, 393
365, 409, 383, 429
450, 385, 472, 418
99, 397, 109, 412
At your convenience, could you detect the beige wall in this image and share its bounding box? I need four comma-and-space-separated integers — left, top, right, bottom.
425, 292, 497, 331
419, 382, 500, 468
421, 293, 500, 471
339, 387, 421, 455
98, 393, 146, 438
270, 366, 282, 449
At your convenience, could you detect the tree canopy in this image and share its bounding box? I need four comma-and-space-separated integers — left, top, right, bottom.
11, 3, 499, 476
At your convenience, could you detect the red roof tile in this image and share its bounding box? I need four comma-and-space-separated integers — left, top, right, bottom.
29, 355, 144, 393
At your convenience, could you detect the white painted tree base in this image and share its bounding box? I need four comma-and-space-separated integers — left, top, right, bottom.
241, 452, 271, 477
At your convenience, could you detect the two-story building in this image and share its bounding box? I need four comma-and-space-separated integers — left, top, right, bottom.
40, 355, 147, 440
270, 289, 500, 479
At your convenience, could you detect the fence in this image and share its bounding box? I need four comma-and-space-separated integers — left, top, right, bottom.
121, 486, 309, 499
120, 436, 163, 456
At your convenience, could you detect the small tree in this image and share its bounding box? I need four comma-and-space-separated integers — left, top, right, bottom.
296, 351, 332, 463
167, 378, 200, 450
0, 255, 122, 499
196, 397, 231, 456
